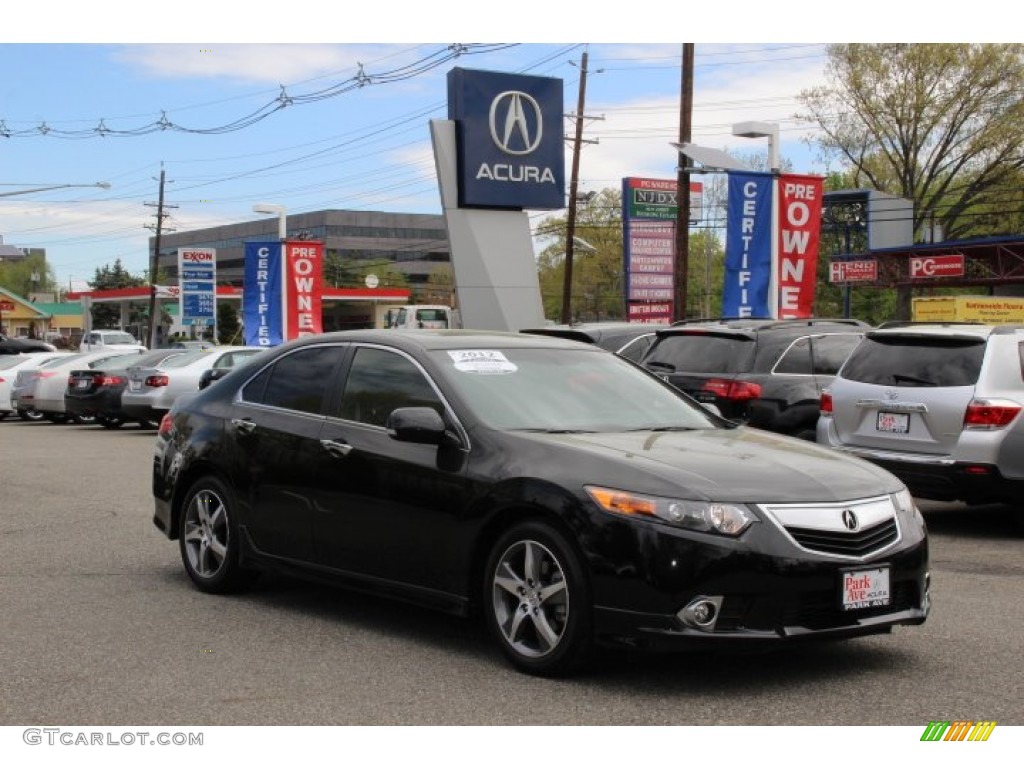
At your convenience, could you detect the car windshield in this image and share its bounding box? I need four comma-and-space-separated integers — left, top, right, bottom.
91, 351, 147, 369
42, 353, 88, 367
643, 333, 756, 373
432, 347, 718, 432
161, 350, 212, 368
101, 332, 137, 344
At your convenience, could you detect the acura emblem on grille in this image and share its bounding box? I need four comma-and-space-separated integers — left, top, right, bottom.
841, 509, 859, 531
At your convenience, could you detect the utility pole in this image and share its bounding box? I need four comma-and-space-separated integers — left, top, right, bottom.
144, 167, 176, 348
561, 50, 592, 325
673, 43, 694, 322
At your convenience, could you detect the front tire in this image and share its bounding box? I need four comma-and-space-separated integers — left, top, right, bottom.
483, 521, 592, 676
178, 476, 254, 594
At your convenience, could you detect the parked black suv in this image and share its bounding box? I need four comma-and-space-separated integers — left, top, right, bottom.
642, 318, 869, 439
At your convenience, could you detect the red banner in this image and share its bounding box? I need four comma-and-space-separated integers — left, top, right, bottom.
284, 241, 324, 340
776, 174, 824, 318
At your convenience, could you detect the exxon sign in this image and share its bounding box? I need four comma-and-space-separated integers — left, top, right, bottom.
448, 67, 565, 210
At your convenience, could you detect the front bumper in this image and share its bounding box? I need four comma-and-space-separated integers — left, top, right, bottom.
585, 507, 929, 649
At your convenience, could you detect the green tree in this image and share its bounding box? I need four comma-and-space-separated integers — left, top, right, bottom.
217, 301, 241, 345
89, 258, 146, 329
535, 188, 626, 321
799, 44, 1024, 318
0, 253, 56, 298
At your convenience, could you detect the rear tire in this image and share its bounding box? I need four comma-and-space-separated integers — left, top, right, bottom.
19, 409, 44, 422
178, 476, 254, 594
98, 415, 125, 429
483, 521, 592, 677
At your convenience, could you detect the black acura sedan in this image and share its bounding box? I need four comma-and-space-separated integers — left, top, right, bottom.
152, 330, 929, 675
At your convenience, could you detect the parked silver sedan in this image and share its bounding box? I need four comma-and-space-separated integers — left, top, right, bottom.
14, 349, 145, 423
121, 346, 266, 425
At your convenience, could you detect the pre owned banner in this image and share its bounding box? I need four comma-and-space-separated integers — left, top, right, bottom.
776, 174, 824, 318
243, 242, 283, 347
722, 172, 773, 318
284, 242, 324, 338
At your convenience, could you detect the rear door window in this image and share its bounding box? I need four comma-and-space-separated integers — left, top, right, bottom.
840, 335, 986, 387
773, 337, 812, 374
242, 346, 343, 415
811, 334, 864, 375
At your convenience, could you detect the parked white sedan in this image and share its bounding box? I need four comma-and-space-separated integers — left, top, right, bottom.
1, 352, 73, 420
121, 346, 266, 425
14, 348, 146, 423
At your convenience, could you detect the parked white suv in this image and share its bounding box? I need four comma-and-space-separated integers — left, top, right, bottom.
817, 322, 1024, 505
80, 330, 142, 352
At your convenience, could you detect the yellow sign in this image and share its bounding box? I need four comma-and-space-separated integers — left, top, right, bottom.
912, 296, 1024, 324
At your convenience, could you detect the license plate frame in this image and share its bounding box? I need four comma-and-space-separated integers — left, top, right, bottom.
876, 411, 909, 434
840, 566, 891, 611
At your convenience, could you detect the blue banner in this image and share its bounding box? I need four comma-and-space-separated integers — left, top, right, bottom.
722, 171, 773, 318
243, 242, 283, 347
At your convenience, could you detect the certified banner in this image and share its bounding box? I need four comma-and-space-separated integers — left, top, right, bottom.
243, 242, 283, 347
284, 242, 324, 339
722, 171, 772, 318
777, 174, 824, 318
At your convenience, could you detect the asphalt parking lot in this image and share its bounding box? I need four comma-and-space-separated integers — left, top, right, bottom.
1, 417, 1022, 726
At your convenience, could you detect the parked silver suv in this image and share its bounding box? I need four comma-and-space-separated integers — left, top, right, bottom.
817, 322, 1024, 505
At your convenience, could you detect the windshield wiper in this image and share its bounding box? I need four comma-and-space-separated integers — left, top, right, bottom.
892, 373, 938, 386
622, 426, 697, 432
644, 361, 676, 371
516, 428, 598, 434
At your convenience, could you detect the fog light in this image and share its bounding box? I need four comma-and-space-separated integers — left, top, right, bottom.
678, 596, 724, 630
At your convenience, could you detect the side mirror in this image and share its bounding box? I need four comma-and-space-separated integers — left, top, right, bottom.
385, 407, 448, 445
199, 368, 230, 390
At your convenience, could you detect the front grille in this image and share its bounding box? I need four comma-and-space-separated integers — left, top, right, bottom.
785, 518, 899, 557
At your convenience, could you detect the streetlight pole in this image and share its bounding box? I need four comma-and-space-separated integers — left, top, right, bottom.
0, 182, 111, 198
253, 203, 287, 241
732, 121, 781, 318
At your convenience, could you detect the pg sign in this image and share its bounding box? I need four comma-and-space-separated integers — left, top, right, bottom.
447, 68, 565, 210
910, 254, 965, 279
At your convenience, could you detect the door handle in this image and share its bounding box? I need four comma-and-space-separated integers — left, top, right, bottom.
320, 438, 353, 458
231, 418, 257, 435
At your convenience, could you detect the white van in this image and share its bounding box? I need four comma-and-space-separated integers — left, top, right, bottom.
387, 305, 459, 330
80, 330, 143, 351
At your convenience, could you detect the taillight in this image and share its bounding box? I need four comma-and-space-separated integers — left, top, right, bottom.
820, 390, 833, 415
97, 375, 125, 386
963, 399, 1022, 429
37, 371, 57, 379
145, 375, 170, 387
157, 412, 174, 438
701, 378, 762, 401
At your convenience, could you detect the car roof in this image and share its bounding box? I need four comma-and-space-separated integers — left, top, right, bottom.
520, 322, 668, 348
657, 317, 869, 337
869, 322, 1022, 339
280, 329, 600, 354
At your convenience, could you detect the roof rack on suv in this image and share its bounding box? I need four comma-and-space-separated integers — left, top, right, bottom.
876, 320, 987, 329
669, 317, 868, 330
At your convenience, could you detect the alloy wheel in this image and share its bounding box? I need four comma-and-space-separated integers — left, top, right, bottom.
182, 488, 230, 580
491, 538, 569, 659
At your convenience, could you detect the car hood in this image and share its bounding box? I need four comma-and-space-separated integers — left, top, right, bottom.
509, 426, 902, 503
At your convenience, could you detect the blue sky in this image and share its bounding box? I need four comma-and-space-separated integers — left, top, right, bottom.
1, 3, 996, 291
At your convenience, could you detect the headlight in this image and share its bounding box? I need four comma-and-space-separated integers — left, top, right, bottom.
891, 487, 925, 527
585, 486, 757, 536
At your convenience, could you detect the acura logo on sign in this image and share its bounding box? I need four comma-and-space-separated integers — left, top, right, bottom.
842, 509, 860, 531
489, 91, 542, 155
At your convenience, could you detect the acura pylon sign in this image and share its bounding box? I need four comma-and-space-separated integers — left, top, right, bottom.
447, 68, 565, 210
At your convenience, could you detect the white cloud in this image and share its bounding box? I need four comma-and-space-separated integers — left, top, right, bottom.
113, 44, 401, 86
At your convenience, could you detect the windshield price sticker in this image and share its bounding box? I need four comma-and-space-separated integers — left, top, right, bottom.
841, 566, 891, 611
448, 350, 518, 375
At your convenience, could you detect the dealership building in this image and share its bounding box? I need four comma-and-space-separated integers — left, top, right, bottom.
144, 208, 453, 332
